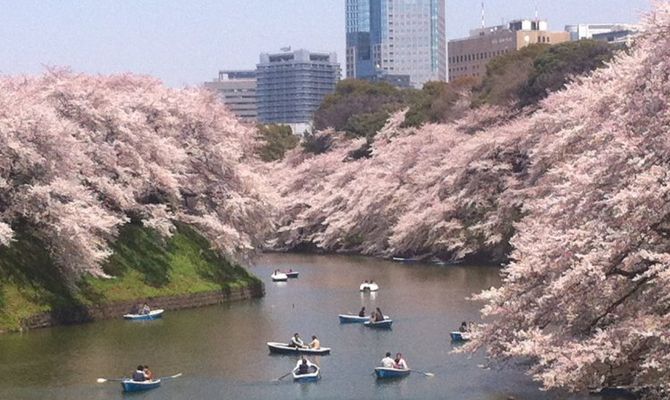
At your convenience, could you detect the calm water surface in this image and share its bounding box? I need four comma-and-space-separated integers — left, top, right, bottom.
0, 254, 625, 399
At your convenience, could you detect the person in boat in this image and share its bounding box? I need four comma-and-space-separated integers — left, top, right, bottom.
132, 365, 146, 382
394, 353, 409, 370
309, 335, 320, 349
373, 307, 384, 322
140, 303, 151, 315
143, 365, 154, 381
296, 357, 310, 375
458, 321, 469, 333
380, 352, 395, 368
290, 333, 306, 348
358, 306, 366, 317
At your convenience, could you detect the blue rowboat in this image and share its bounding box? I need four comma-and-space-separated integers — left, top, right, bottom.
364, 319, 393, 329
374, 367, 411, 379
338, 314, 390, 323
121, 379, 161, 392
123, 309, 164, 320
267, 342, 331, 355
450, 331, 471, 342
292, 362, 320, 382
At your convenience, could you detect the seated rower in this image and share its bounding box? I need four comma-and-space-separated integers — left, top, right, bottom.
358, 306, 366, 317
143, 365, 154, 381
309, 335, 320, 349
394, 353, 409, 370
140, 303, 151, 315
290, 333, 305, 348
132, 365, 146, 382
380, 352, 395, 368
296, 358, 310, 375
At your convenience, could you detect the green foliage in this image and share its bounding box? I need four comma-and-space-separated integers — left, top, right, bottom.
474, 41, 616, 108
313, 79, 407, 138
255, 124, 299, 162
474, 44, 549, 107
0, 222, 260, 331
403, 78, 477, 127
342, 110, 391, 138
302, 131, 336, 155
518, 40, 615, 107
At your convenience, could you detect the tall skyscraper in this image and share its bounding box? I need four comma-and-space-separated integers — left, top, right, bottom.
345, 0, 446, 88
256, 49, 340, 130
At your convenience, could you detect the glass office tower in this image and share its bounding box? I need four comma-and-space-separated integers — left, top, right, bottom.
345, 0, 446, 88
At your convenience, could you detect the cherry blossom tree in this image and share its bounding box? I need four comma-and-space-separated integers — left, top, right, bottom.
0, 70, 274, 281
470, 4, 670, 398
269, 4, 670, 397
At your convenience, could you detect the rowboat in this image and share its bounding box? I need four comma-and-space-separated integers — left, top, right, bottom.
271, 272, 288, 282
267, 342, 331, 355
121, 379, 161, 392
338, 314, 390, 323
450, 331, 471, 342
123, 309, 164, 320
391, 257, 420, 263
292, 361, 320, 382
364, 319, 393, 329
359, 282, 379, 291
285, 270, 299, 278
374, 367, 411, 379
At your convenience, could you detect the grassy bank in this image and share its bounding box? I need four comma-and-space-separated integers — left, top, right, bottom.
0, 221, 261, 332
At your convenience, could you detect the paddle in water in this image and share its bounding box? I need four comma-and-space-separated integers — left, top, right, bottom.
412, 370, 435, 377
159, 372, 183, 380
96, 377, 125, 383
273, 371, 293, 382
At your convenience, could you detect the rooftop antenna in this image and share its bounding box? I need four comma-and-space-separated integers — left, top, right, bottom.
481, 1, 485, 29
534, 0, 539, 22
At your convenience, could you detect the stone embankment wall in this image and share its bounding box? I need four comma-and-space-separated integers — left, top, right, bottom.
19, 282, 264, 331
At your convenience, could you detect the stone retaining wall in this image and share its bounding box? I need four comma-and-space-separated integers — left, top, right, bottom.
18, 282, 264, 331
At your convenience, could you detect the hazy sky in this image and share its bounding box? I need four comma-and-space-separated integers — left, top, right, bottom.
0, 0, 652, 87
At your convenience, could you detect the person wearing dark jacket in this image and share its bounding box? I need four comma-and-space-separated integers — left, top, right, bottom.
132, 365, 146, 382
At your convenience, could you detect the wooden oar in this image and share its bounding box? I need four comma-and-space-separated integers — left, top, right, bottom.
273, 371, 293, 382
96, 377, 125, 383
159, 372, 183, 380
412, 370, 435, 377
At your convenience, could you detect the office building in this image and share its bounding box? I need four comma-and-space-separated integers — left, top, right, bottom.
448, 19, 570, 82
346, 0, 446, 88
256, 49, 340, 128
564, 23, 639, 41
204, 70, 257, 122
591, 28, 638, 45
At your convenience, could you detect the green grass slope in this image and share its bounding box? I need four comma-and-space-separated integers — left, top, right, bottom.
0, 221, 261, 332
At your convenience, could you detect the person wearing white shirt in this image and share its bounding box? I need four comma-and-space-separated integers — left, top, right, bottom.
380, 352, 395, 368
